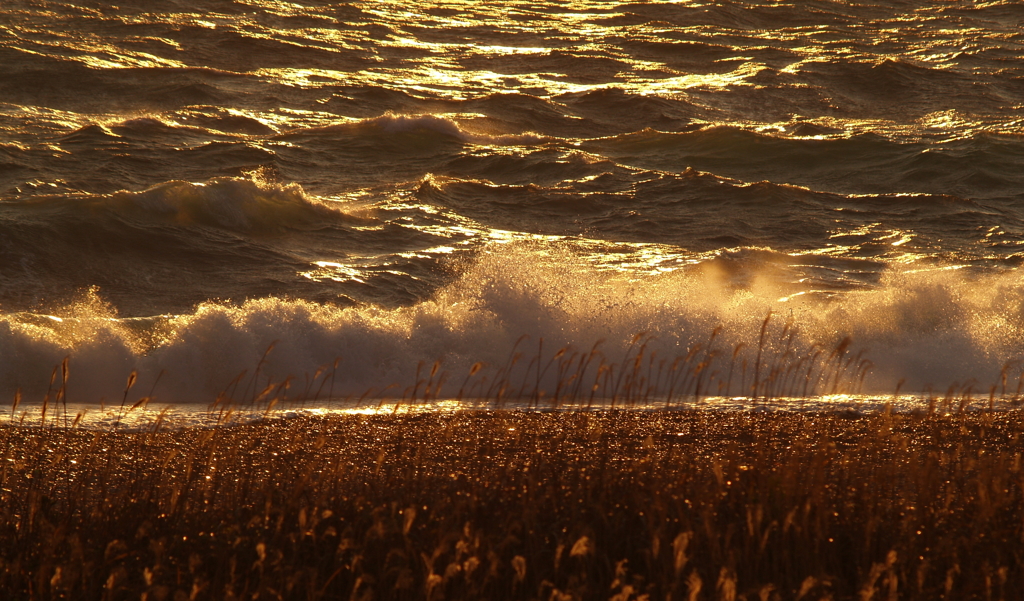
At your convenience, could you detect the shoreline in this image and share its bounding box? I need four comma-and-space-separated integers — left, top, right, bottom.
5, 392, 1021, 432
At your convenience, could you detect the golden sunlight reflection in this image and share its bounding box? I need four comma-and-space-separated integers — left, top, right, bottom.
7, 388, 1009, 432
252, 68, 361, 88
5, 2, 1024, 595
6, 0, 1014, 146
629, 61, 770, 92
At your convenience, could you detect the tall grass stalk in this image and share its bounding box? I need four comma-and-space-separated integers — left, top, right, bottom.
2, 411, 1023, 600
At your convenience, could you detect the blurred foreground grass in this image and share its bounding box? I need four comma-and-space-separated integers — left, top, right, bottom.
1, 410, 1022, 600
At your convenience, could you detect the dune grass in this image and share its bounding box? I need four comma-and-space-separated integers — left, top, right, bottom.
2, 313, 1022, 600
1, 408, 1022, 601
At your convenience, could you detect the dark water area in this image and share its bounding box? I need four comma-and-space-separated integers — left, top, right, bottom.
2, 0, 1024, 404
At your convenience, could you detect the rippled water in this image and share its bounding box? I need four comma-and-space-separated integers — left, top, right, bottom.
2, 0, 1024, 406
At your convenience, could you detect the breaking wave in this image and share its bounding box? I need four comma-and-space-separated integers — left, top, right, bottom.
3, 244, 1024, 405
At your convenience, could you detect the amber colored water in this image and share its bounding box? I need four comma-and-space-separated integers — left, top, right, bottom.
2, 1, 1024, 404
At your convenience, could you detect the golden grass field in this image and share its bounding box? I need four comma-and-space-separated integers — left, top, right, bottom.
1, 408, 1022, 601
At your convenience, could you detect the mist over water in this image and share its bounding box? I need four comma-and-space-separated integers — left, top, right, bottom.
2, 0, 1024, 405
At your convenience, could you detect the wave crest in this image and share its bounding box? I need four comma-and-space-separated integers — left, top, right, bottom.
107, 175, 343, 232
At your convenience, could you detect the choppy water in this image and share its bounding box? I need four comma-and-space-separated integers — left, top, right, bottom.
3, 0, 1024, 408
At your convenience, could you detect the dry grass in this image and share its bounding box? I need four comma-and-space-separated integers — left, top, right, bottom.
1, 409, 1023, 600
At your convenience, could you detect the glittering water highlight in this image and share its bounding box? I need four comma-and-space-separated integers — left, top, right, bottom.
2, 0, 1024, 410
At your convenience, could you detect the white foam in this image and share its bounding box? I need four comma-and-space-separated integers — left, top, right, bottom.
1, 244, 1023, 405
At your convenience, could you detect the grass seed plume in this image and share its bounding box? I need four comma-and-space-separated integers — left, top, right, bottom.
1, 411, 1023, 599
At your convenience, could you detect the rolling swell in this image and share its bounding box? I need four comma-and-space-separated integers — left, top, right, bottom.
0, 177, 451, 315
584, 127, 1024, 200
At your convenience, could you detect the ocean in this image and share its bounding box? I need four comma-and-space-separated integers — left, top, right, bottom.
3, 0, 1024, 421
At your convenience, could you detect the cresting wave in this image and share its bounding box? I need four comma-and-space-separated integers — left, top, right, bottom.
290, 113, 551, 146
19, 176, 350, 233
3, 244, 1024, 405
0, 175, 397, 315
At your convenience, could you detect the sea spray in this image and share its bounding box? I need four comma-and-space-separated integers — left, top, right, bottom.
3, 244, 1024, 404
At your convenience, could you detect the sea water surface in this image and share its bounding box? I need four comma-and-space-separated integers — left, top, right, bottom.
3, 0, 1024, 423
